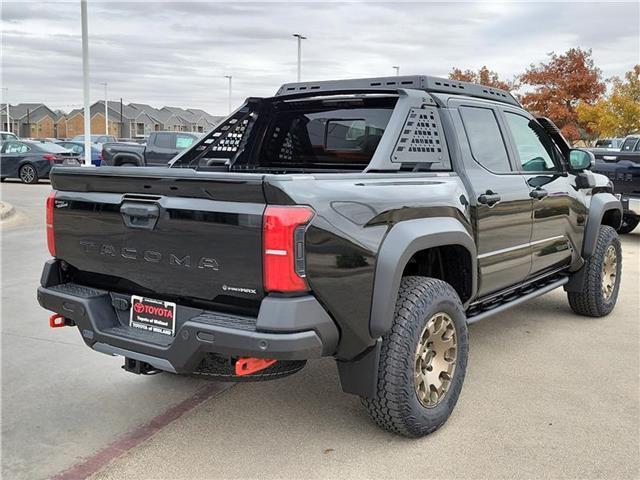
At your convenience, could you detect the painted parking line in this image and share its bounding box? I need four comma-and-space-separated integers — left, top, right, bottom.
51, 381, 233, 480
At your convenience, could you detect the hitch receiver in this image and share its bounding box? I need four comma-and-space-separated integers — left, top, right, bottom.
122, 357, 162, 375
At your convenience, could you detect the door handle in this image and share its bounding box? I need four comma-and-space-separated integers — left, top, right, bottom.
530, 188, 549, 199
478, 191, 501, 206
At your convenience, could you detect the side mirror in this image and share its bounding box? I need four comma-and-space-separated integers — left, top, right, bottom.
568, 149, 594, 171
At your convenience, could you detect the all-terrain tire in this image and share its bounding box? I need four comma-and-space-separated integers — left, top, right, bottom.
568, 225, 622, 317
618, 215, 639, 235
362, 276, 468, 437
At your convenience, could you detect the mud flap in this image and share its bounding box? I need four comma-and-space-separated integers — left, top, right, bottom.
336, 339, 381, 398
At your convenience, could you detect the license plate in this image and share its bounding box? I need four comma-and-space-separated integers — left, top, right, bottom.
129, 296, 176, 336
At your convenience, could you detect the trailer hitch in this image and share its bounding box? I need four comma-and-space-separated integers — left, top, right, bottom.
122, 357, 162, 375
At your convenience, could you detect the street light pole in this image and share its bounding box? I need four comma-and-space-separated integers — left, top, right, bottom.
393, 66, 400, 76
224, 75, 232, 115
1, 88, 9, 133
100, 82, 108, 135
292, 33, 307, 82
81, 0, 92, 166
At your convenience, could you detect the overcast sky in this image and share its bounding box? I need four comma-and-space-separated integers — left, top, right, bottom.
1, 1, 638, 115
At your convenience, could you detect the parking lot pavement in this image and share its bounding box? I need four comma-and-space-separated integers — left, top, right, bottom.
2, 180, 639, 480
93, 238, 638, 479
0, 181, 229, 480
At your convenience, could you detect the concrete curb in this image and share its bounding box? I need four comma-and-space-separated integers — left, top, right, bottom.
0, 201, 16, 221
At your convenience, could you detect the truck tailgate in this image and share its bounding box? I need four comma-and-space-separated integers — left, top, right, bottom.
50, 167, 266, 310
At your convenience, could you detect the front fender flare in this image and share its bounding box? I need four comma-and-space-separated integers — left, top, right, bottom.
369, 217, 477, 338
582, 193, 622, 258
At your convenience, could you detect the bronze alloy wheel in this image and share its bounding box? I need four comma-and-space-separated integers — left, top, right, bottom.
602, 244, 618, 300
414, 312, 457, 408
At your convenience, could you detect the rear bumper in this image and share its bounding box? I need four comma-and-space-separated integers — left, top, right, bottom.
37, 260, 338, 374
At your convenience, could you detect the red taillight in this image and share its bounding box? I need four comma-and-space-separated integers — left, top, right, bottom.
263, 205, 314, 293
43, 154, 58, 162
46, 191, 56, 256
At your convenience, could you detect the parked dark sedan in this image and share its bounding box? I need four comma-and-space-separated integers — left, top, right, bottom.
56, 141, 102, 166
0, 140, 80, 184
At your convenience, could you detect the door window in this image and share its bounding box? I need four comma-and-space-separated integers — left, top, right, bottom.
459, 106, 511, 173
620, 137, 638, 151
504, 112, 561, 172
154, 133, 173, 148
175, 134, 195, 149
3, 141, 29, 153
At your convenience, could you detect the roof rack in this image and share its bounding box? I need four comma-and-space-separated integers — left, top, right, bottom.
275, 75, 520, 107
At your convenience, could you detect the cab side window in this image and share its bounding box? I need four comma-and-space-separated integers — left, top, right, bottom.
459, 106, 511, 173
154, 133, 173, 149
504, 112, 561, 172
620, 137, 638, 151
175, 134, 195, 149
4, 141, 29, 154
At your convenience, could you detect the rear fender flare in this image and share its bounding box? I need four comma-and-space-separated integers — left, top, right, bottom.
369, 217, 477, 338
113, 153, 143, 166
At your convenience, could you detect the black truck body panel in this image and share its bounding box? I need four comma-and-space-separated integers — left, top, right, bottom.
39, 75, 622, 386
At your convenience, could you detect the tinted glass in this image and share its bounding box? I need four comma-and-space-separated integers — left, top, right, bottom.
504, 112, 559, 172
620, 138, 636, 151
154, 133, 173, 148
72, 135, 107, 142
259, 96, 396, 170
31, 142, 69, 153
4, 141, 29, 153
459, 106, 510, 173
176, 134, 195, 149
69, 144, 84, 154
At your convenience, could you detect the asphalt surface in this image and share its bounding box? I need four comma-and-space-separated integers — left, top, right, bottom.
0, 181, 226, 480
1, 179, 639, 480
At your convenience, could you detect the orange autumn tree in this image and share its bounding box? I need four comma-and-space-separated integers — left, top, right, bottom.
577, 65, 640, 138
449, 66, 517, 91
520, 48, 605, 142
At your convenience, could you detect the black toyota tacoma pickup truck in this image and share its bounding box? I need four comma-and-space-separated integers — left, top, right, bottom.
101, 131, 200, 167
591, 135, 640, 234
38, 76, 622, 437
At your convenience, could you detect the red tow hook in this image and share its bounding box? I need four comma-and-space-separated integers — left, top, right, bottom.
49, 314, 66, 328
235, 357, 277, 376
